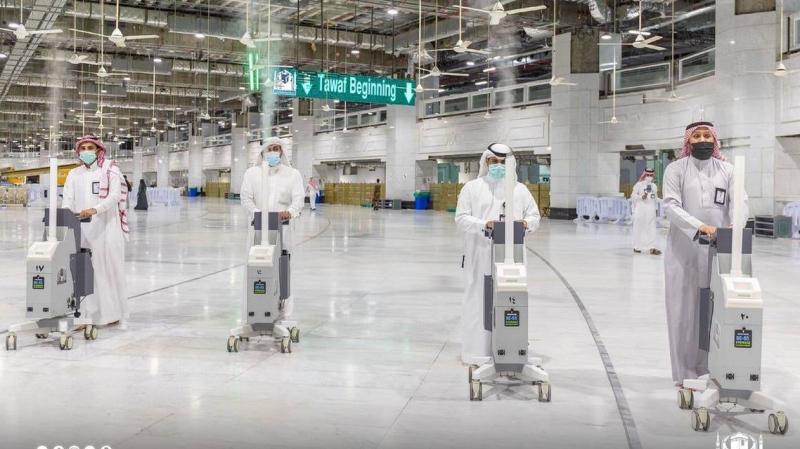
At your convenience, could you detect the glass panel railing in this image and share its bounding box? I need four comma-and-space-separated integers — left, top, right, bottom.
528, 84, 551, 102
425, 101, 441, 117
444, 97, 469, 113
472, 93, 489, 109
615, 62, 671, 92
494, 87, 524, 106
678, 48, 715, 82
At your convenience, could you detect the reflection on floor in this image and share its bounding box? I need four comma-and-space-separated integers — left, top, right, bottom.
0, 199, 797, 449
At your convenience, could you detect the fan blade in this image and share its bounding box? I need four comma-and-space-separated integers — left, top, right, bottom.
421, 73, 434, 80
418, 67, 434, 73
69, 28, 103, 37
644, 35, 663, 44
645, 44, 666, 51
458, 5, 491, 14
29, 29, 63, 35
0, 28, 15, 32
429, 48, 455, 52
253, 37, 281, 42
125, 34, 160, 40
507, 6, 547, 15
440, 72, 469, 77
465, 48, 491, 55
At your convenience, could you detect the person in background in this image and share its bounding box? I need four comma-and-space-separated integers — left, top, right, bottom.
662, 121, 749, 386
61, 135, 129, 329
306, 176, 320, 211
134, 179, 148, 211
455, 143, 541, 365
240, 137, 304, 319
372, 179, 381, 211
631, 168, 661, 255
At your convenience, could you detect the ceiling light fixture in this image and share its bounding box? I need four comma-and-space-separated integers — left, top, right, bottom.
475, 80, 488, 86
483, 67, 496, 73
351, 48, 360, 55
601, 33, 612, 40
153, 57, 162, 63
0, 53, 7, 59
195, 33, 205, 39
387, 7, 398, 15
466, 61, 475, 66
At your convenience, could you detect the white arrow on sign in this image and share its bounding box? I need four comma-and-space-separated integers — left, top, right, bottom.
404, 82, 414, 104
301, 75, 312, 95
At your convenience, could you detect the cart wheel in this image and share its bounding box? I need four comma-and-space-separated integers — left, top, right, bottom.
469, 380, 482, 401
5, 334, 17, 351
280, 337, 291, 354
84, 325, 98, 341
538, 382, 552, 403
692, 408, 710, 432
59, 335, 73, 351
678, 388, 694, 410
289, 327, 300, 343
768, 412, 789, 435
227, 336, 239, 353
35, 333, 48, 339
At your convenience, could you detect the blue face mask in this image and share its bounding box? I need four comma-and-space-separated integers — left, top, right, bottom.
265, 152, 281, 167
488, 163, 506, 180
79, 150, 97, 166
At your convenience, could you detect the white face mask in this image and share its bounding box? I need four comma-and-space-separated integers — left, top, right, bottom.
645, 176, 654, 182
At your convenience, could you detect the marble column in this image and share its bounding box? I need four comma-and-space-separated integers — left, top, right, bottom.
385, 105, 419, 201
229, 126, 248, 195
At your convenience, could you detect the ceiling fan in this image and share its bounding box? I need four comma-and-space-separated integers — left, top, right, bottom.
749, 0, 799, 78
420, 2, 469, 81
71, 0, 160, 48
0, 0, 62, 40
432, 0, 491, 55
544, 1, 575, 87
599, 56, 624, 125
600, 1, 664, 51
548, 76, 576, 86
649, 1, 693, 103
459, 0, 547, 26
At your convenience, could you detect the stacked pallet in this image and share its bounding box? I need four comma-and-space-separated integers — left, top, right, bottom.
322, 183, 385, 206
525, 183, 550, 217
0, 186, 28, 206
430, 183, 463, 211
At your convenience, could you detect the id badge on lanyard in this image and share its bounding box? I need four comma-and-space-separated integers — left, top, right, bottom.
92, 181, 100, 195
714, 188, 727, 206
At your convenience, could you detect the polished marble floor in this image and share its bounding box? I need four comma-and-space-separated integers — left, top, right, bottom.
0, 199, 797, 449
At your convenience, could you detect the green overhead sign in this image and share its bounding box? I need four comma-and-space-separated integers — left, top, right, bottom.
270, 68, 416, 106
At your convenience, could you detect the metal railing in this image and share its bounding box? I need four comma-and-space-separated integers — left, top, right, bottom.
678, 48, 715, 82
420, 81, 551, 120
615, 62, 671, 92
315, 106, 388, 133
609, 47, 715, 94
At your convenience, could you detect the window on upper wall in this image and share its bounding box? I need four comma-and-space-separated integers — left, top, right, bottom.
347, 115, 359, 128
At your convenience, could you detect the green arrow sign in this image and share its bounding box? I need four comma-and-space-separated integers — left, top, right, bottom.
270, 68, 416, 106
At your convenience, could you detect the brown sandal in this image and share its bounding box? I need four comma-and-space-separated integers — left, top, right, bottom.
650, 249, 662, 255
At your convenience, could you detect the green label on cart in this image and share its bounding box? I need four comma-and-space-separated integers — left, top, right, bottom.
254, 280, 266, 295
504, 309, 520, 327
32, 275, 45, 290
734, 329, 752, 348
